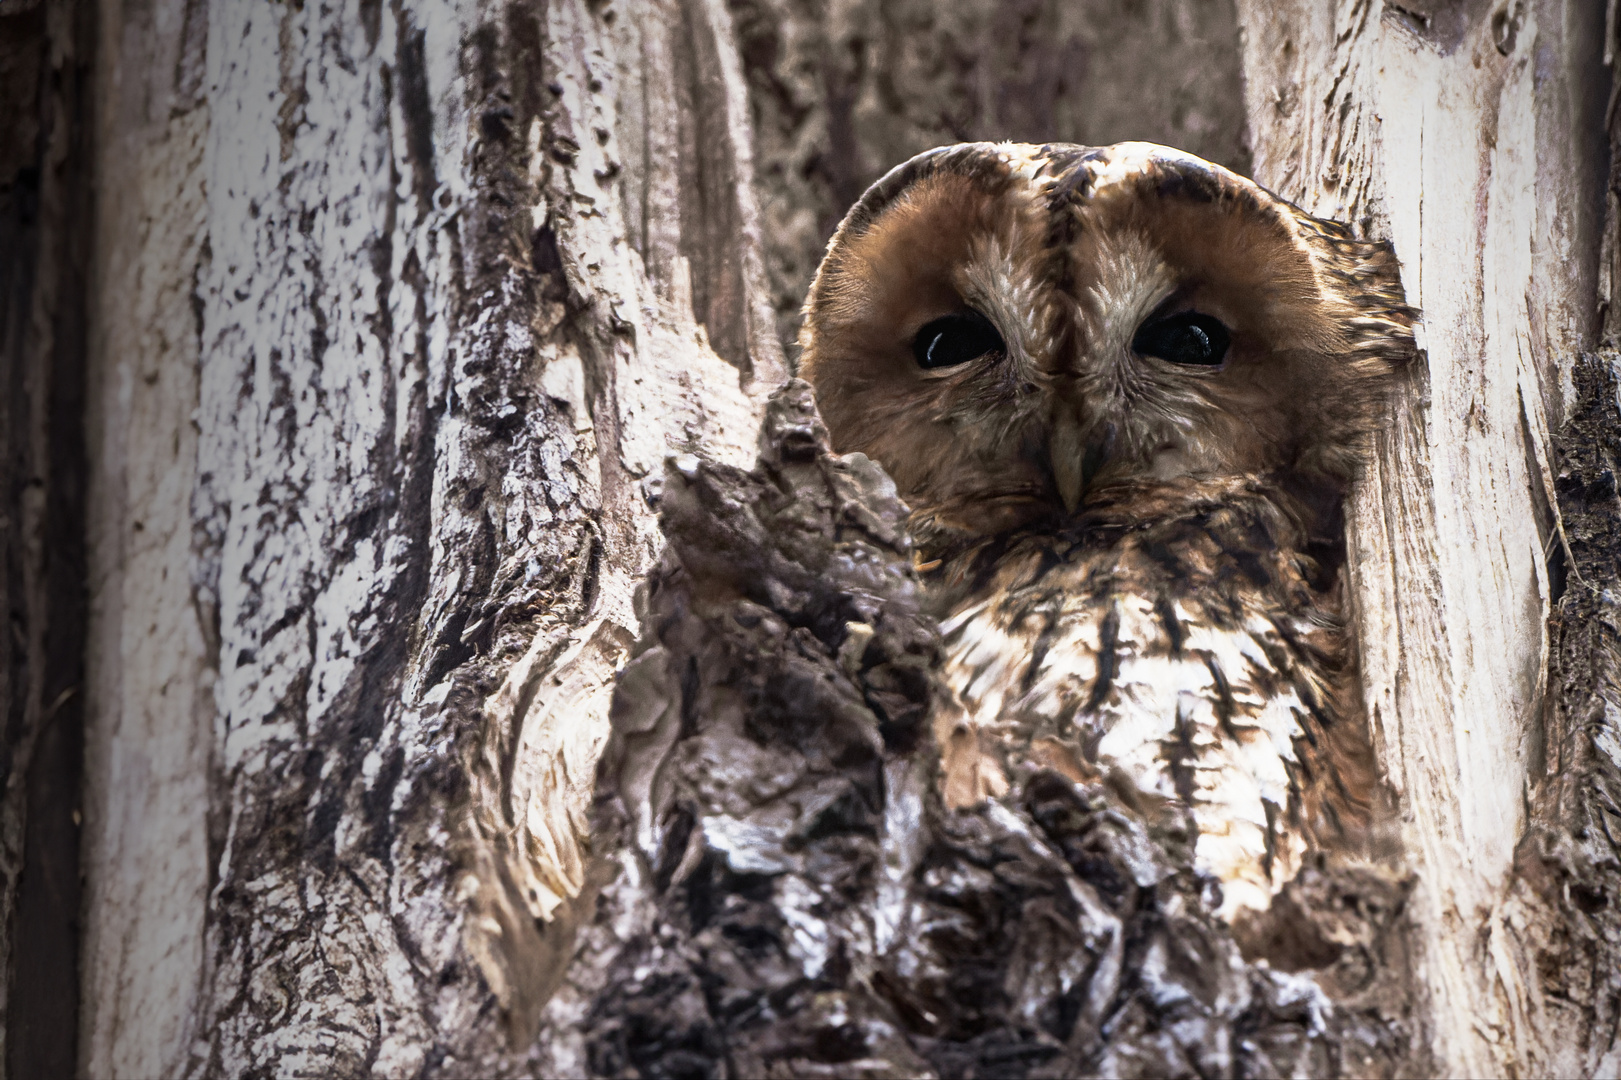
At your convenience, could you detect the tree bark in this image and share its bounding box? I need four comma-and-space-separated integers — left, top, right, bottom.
546, 380, 1425, 1078
0, 0, 1615, 1075
76, 0, 771, 1073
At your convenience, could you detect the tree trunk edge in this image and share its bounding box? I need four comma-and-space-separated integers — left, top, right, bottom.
1506, 350, 1621, 1078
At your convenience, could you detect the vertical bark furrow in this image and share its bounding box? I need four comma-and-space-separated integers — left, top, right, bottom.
0, 12, 47, 1075
1497, 352, 1621, 1077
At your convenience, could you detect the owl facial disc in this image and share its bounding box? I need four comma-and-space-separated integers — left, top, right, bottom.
798, 140, 1416, 540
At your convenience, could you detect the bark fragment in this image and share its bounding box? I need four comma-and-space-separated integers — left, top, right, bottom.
1495, 352, 1621, 1077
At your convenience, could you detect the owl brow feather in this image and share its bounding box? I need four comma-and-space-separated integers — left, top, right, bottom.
961, 230, 1048, 382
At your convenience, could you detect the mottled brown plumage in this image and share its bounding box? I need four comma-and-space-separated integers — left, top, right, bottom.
799, 142, 1415, 917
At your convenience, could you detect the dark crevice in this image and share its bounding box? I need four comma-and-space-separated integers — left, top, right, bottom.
4, 0, 96, 1074
393, 5, 437, 219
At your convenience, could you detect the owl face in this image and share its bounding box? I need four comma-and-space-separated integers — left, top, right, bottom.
799, 143, 1414, 540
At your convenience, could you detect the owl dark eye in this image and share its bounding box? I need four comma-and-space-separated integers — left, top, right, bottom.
1132, 311, 1231, 367
913, 310, 1005, 370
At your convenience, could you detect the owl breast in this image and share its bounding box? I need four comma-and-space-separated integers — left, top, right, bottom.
928, 478, 1373, 919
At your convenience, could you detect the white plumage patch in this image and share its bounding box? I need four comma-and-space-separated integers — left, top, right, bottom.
937, 549, 1315, 920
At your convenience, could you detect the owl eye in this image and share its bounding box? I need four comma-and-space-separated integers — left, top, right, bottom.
913, 310, 1005, 370
1133, 311, 1231, 367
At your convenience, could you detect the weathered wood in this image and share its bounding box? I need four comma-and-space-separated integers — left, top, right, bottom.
76, 0, 211, 1073
76, 0, 769, 1073
1235, 0, 1613, 1073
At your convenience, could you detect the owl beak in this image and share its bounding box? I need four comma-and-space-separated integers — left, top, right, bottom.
1051, 415, 1088, 513
1050, 414, 1114, 514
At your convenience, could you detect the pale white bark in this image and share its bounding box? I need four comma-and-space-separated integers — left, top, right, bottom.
1236, 0, 1611, 1074
78, 6, 215, 1078
80, 40, 211, 1080
79, 0, 770, 1073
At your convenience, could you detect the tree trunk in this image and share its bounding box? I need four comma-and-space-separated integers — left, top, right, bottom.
1235, 1, 1620, 1074
0, 0, 1616, 1075
75, 0, 772, 1073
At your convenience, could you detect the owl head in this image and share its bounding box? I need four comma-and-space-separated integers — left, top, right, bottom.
798, 142, 1416, 544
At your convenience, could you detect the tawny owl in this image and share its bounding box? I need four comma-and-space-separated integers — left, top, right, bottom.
798, 142, 1415, 920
